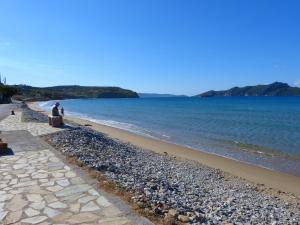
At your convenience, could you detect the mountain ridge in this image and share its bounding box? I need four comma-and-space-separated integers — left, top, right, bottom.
196, 82, 300, 97
11, 85, 139, 101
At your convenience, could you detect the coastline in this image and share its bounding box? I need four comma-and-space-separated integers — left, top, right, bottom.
29, 102, 300, 198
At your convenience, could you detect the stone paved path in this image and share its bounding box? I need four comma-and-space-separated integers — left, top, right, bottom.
0, 113, 152, 225
0, 112, 62, 136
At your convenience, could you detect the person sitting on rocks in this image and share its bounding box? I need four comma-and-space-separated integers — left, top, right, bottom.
49, 102, 64, 127
52, 102, 60, 116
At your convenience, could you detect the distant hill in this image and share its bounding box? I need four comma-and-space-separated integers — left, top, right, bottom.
138, 93, 187, 98
196, 82, 300, 97
12, 85, 139, 101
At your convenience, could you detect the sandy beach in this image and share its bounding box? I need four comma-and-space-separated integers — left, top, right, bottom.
29, 102, 300, 198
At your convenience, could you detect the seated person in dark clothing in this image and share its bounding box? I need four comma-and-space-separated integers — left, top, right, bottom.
49, 102, 63, 127
52, 102, 60, 116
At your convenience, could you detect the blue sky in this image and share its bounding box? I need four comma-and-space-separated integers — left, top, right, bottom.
0, 0, 299, 95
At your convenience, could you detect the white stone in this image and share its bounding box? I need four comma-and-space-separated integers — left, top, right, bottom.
26, 194, 43, 202
5, 194, 28, 211
25, 208, 40, 217
41, 180, 55, 187
43, 207, 61, 218
49, 157, 60, 162
0, 211, 8, 220
32, 173, 48, 179
81, 201, 100, 212
60, 193, 85, 202
13, 164, 27, 170
70, 177, 84, 185
69, 203, 80, 213
16, 158, 27, 164
0, 193, 13, 202
4, 175, 12, 180
78, 195, 97, 204
52, 172, 64, 178
44, 194, 58, 203
96, 196, 112, 207
65, 171, 76, 178
56, 179, 70, 187
4, 210, 23, 224
56, 184, 91, 197
0, 202, 5, 210
17, 174, 29, 178
15, 180, 37, 188
102, 206, 122, 217
46, 185, 64, 192
9, 179, 18, 185
30, 201, 46, 210
88, 189, 100, 196
39, 178, 48, 183
64, 166, 71, 171
21, 216, 48, 224
9, 189, 23, 195
49, 201, 67, 209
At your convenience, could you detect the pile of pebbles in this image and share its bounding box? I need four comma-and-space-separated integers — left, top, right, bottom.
44, 127, 300, 225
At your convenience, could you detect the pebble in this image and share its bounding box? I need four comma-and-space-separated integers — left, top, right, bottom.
178, 215, 190, 223
44, 126, 300, 224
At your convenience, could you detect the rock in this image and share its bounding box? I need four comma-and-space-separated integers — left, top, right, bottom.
4, 210, 23, 224
48, 201, 67, 209
178, 215, 190, 223
30, 201, 46, 210
55, 184, 91, 197
26, 194, 43, 202
43, 207, 61, 218
6, 194, 28, 211
81, 201, 100, 212
42, 126, 300, 225
56, 179, 70, 187
21, 216, 48, 224
96, 196, 111, 207
168, 209, 178, 217
0, 211, 8, 221
69, 203, 81, 213
25, 208, 40, 217
78, 195, 97, 204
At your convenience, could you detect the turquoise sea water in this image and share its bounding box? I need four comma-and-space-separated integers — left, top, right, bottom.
40, 97, 300, 176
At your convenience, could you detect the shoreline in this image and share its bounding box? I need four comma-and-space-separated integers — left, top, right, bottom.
29, 102, 300, 198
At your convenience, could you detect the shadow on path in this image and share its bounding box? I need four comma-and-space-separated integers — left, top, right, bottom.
0, 130, 50, 153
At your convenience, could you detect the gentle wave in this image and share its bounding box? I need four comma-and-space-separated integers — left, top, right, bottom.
65, 110, 164, 140
38, 101, 51, 108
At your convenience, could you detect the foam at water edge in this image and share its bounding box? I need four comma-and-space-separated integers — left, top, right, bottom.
38, 101, 52, 109
65, 110, 161, 140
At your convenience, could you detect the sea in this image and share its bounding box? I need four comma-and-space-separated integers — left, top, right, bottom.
39, 97, 300, 177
